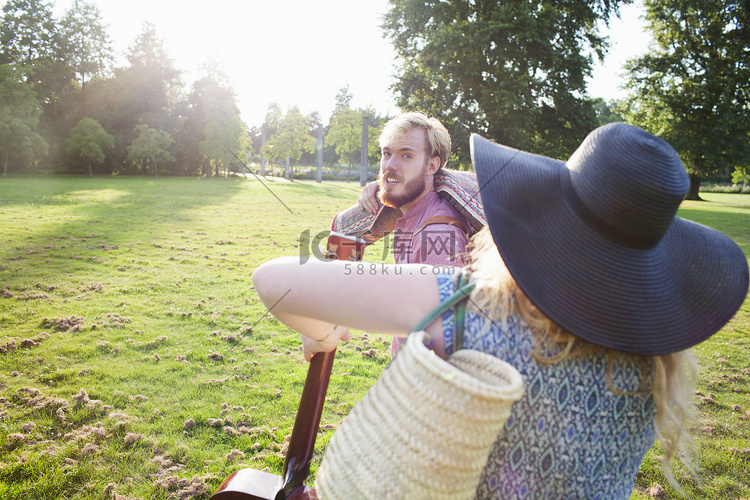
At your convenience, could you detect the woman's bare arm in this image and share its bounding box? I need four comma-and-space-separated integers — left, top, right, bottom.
251, 256, 447, 357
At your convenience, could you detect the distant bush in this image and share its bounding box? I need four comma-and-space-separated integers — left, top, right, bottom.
246, 164, 378, 182
700, 183, 750, 194
292, 166, 377, 182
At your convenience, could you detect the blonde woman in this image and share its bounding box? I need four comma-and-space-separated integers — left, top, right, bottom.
252, 123, 748, 498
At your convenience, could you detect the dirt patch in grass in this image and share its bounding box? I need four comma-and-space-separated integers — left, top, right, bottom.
42, 315, 85, 332
152, 474, 212, 499
0, 333, 49, 353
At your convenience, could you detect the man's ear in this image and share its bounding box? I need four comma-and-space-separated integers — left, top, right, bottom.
426, 156, 441, 175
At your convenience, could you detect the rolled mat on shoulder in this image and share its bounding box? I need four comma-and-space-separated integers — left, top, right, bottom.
331, 169, 486, 246
315, 330, 524, 500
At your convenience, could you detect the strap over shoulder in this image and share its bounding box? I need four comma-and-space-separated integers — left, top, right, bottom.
331, 169, 486, 245
453, 271, 470, 351
414, 215, 471, 239
411, 271, 474, 352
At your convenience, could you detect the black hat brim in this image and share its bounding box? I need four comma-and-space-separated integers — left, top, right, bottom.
471, 133, 749, 355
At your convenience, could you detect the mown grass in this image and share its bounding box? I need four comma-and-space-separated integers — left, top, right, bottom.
631, 193, 750, 500
0, 178, 748, 499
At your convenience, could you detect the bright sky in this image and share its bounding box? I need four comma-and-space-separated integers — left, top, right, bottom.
52, 0, 651, 128
588, 1, 652, 100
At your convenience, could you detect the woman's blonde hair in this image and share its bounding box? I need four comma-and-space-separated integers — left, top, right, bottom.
466, 227, 697, 486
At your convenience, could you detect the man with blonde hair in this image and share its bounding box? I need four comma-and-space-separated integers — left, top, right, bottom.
359, 111, 471, 357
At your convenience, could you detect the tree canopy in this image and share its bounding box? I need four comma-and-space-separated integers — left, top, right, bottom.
622, 0, 750, 199
383, 0, 627, 165
0, 64, 46, 177
196, 75, 246, 177
12, 0, 744, 183
326, 107, 381, 181
65, 116, 113, 177
262, 106, 315, 179
127, 123, 174, 178
0, 0, 260, 177
0, 0, 58, 65
58, 0, 112, 91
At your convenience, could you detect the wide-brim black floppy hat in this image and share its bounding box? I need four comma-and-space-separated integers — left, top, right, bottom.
471, 122, 749, 355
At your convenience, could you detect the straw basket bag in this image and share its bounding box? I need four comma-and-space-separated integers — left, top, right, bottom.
316, 277, 524, 499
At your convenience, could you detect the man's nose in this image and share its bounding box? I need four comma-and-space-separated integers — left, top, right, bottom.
383, 156, 398, 171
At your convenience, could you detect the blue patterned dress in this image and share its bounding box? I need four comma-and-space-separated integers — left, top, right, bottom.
437, 274, 657, 500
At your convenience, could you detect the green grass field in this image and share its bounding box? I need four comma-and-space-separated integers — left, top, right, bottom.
0, 177, 748, 499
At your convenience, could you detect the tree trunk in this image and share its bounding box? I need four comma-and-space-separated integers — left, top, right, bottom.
3, 147, 8, 178
88, 159, 93, 178
152, 157, 158, 179
684, 173, 703, 201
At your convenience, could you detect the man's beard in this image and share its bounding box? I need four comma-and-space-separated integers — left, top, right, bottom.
377, 163, 429, 209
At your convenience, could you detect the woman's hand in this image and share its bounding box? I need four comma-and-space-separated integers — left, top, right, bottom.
357, 181, 380, 215
301, 325, 351, 361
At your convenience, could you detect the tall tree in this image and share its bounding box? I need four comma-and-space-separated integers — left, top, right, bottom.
326, 107, 380, 181
58, 0, 112, 91
383, 0, 625, 163
194, 76, 245, 177
257, 102, 283, 175
326, 108, 360, 173
0, 0, 73, 169
359, 105, 387, 165
593, 98, 625, 125
84, 23, 182, 173
64, 116, 113, 177
0, 64, 47, 177
332, 84, 353, 118
0, 0, 58, 65
171, 90, 204, 176
299, 110, 322, 167
732, 164, 749, 193
264, 102, 282, 138
127, 123, 174, 178
622, 0, 750, 200
120, 22, 181, 129
262, 105, 315, 180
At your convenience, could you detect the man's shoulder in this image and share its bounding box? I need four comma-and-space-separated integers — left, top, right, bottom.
413, 192, 466, 225
409, 195, 471, 266
410, 221, 469, 266
414, 193, 469, 235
